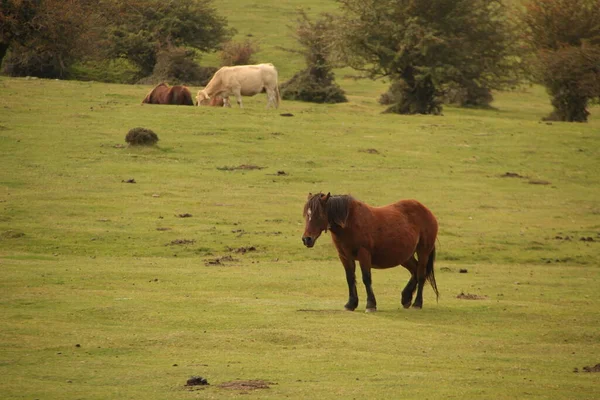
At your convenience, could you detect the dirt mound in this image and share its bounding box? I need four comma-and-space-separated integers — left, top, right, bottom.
168, 239, 195, 246
501, 172, 525, 178
456, 292, 488, 300
217, 164, 264, 171
186, 376, 209, 386
205, 255, 237, 266
219, 380, 273, 390
574, 364, 600, 373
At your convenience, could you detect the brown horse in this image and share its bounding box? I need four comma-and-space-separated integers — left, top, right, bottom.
142, 83, 194, 106
302, 193, 439, 311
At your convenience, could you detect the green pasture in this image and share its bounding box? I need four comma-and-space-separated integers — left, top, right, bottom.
1, 1, 600, 397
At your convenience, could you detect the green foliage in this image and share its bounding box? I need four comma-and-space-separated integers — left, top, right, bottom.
0, 0, 101, 78
334, 0, 522, 113
281, 12, 347, 103
103, 0, 233, 77
522, 0, 600, 122
219, 39, 259, 66
142, 47, 209, 85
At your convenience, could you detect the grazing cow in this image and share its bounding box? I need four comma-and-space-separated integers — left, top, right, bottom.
142, 83, 194, 106
196, 63, 280, 109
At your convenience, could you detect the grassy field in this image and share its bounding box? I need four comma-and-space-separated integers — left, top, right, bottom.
1, 1, 600, 398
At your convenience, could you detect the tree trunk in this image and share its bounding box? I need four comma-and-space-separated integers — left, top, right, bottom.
0, 42, 10, 69
385, 71, 441, 115
545, 92, 589, 122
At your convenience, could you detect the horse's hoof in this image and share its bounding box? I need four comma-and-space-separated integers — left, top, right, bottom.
402, 302, 411, 309
365, 308, 377, 313
412, 304, 422, 310
344, 307, 356, 311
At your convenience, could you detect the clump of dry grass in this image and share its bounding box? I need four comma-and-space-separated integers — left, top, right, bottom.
125, 127, 159, 146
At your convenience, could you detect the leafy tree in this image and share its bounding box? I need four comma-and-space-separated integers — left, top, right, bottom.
333, 0, 521, 114
103, 0, 233, 77
281, 11, 347, 104
0, 0, 100, 77
522, 0, 600, 122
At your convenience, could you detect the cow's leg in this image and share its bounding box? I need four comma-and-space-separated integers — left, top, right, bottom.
232, 88, 243, 108
266, 89, 275, 109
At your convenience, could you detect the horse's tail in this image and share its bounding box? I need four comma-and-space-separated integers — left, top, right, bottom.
425, 247, 439, 302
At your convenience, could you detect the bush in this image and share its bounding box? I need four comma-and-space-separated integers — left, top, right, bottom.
219, 40, 259, 66
442, 82, 494, 108
2, 45, 66, 78
139, 48, 205, 85
522, 0, 600, 122
281, 69, 347, 104
379, 79, 442, 115
126, 128, 159, 146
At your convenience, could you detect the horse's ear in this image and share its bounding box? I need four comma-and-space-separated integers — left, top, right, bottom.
324, 192, 331, 202
307, 192, 313, 199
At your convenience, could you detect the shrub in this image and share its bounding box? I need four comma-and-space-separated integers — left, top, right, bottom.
281, 69, 347, 104
522, 0, 600, 122
139, 48, 203, 85
281, 12, 347, 104
126, 128, 159, 146
219, 40, 259, 66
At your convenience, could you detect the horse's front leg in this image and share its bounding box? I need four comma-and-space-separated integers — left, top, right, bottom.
358, 249, 377, 312
340, 255, 358, 311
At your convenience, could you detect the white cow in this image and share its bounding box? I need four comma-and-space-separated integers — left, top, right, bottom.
196, 63, 280, 109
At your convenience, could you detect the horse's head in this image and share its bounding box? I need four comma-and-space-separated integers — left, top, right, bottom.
302, 192, 330, 248
196, 90, 210, 106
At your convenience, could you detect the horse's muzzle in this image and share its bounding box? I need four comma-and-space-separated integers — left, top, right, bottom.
302, 236, 315, 248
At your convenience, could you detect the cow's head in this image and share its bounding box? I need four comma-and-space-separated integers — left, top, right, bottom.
302, 192, 330, 248
196, 90, 210, 106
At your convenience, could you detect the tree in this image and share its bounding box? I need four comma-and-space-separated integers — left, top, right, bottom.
281, 11, 347, 104
1, 0, 110, 78
522, 0, 600, 122
333, 0, 521, 114
102, 0, 233, 77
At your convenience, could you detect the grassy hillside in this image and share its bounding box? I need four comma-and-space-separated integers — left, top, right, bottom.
1, 0, 600, 398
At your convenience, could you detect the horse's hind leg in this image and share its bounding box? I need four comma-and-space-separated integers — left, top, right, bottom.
400, 257, 418, 308
412, 249, 431, 309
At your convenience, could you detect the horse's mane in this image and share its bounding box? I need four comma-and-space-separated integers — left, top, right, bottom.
305, 193, 355, 229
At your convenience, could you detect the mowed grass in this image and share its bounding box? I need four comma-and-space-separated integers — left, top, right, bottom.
1, 3, 600, 395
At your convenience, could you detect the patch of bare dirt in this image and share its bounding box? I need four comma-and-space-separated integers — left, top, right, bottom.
168, 239, 195, 245
156, 227, 171, 231
574, 364, 600, 373
205, 255, 237, 266
528, 179, 551, 185
279, 113, 294, 117
217, 164, 264, 171
501, 172, 525, 178
456, 292, 488, 300
219, 380, 274, 390
177, 213, 192, 218
121, 178, 136, 183
0, 230, 25, 239
230, 246, 257, 254
359, 148, 380, 155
